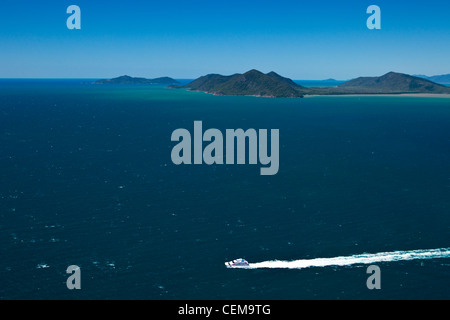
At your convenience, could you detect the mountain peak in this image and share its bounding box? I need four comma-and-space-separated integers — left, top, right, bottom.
243, 69, 265, 77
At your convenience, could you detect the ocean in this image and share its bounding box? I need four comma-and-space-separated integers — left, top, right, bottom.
0, 80, 449, 299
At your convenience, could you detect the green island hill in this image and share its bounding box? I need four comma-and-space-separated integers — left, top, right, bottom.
169, 70, 450, 98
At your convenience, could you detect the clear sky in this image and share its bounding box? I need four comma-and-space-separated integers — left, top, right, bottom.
0, 0, 449, 79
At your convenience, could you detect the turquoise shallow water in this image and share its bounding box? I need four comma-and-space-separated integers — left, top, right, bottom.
0, 80, 449, 299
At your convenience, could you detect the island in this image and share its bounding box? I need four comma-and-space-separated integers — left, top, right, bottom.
169, 70, 450, 97
333, 72, 450, 94
95, 75, 179, 85
170, 69, 306, 98
415, 73, 450, 85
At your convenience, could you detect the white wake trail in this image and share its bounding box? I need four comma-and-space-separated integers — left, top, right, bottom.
248, 248, 450, 269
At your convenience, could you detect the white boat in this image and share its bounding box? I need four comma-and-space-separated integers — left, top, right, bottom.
225, 258, 250, 268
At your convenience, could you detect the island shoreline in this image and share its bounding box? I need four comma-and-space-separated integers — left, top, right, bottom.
304, 93, 450, 98
178, 88, 450, 99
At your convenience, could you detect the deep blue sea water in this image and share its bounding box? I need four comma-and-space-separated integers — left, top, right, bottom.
0, 80, 449, 299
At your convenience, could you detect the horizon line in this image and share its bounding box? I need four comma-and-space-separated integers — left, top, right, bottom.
0, 77, 347, 81
1, 70, 449, 82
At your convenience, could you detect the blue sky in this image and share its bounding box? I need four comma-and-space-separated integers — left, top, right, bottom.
0, 0, 449, 79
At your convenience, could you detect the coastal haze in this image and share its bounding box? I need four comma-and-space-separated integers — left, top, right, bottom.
0, 0, 450, 301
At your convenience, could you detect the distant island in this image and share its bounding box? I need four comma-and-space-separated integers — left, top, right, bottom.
169, 70, 450, 98
414, 74, 450, 84
333, 72, 450, 94
95, 75, 179, 85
